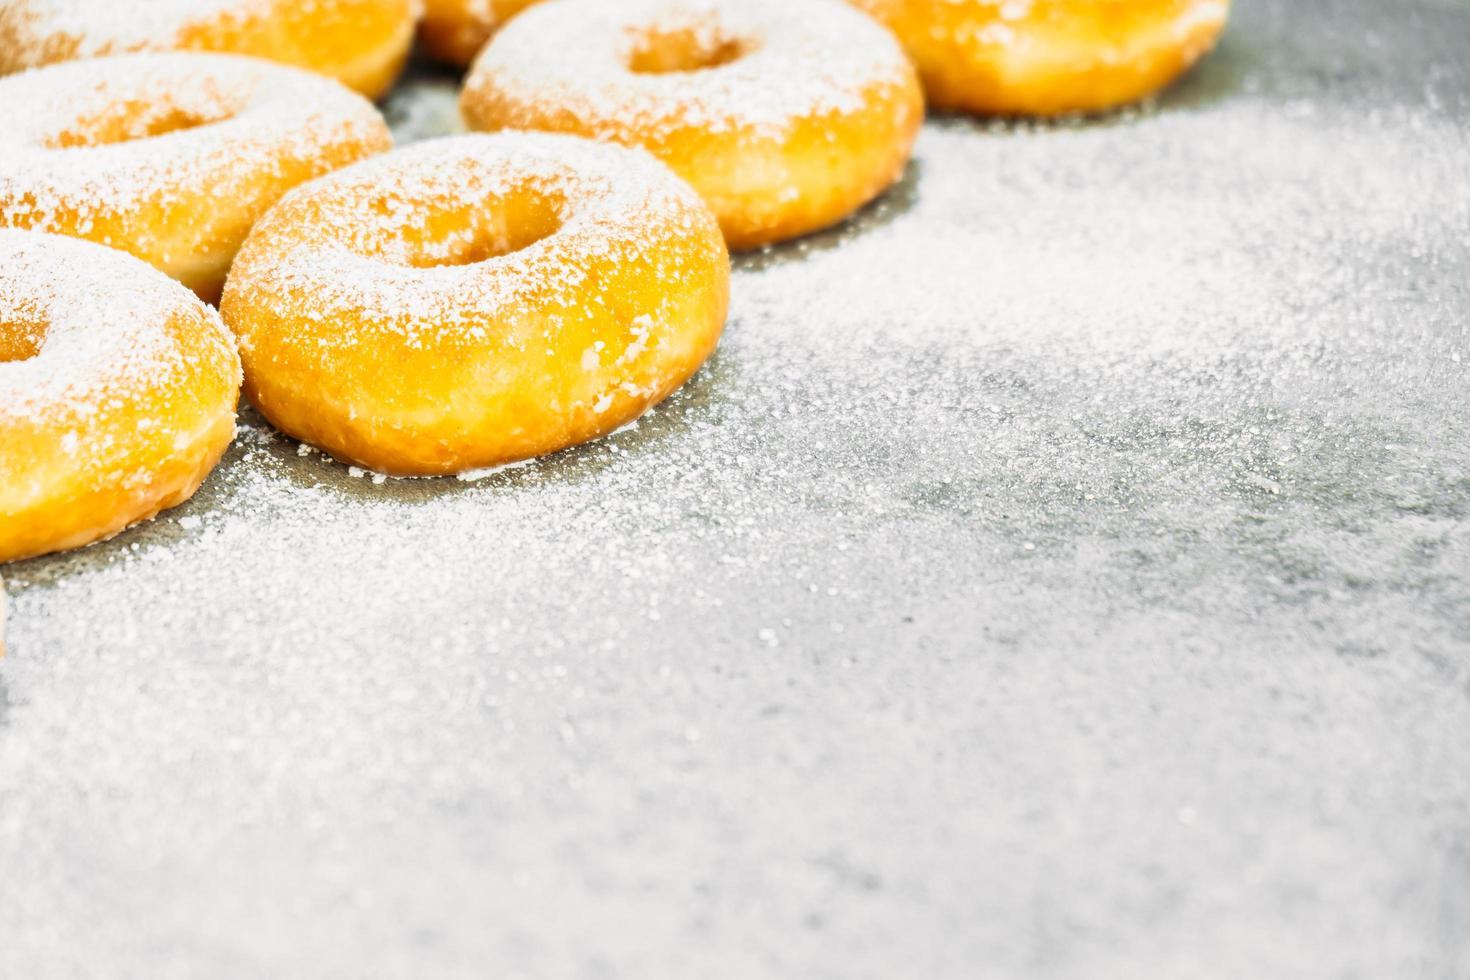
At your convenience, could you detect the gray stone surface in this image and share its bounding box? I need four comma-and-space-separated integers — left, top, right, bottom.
3, 1, 1470, 976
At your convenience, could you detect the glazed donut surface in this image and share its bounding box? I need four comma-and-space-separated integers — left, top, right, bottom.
0, 0, 415, 98
461, 0, 923, 251
0, 230, 241, 564
419, 0, 541, 67
848, 0, 1230, 116
0, 52, 392, 303
220, 132, 729, 476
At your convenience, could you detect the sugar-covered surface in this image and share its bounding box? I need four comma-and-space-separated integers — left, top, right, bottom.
465, 0, 915, 139
4, 0, 1470, 975
0, 0, 252, 57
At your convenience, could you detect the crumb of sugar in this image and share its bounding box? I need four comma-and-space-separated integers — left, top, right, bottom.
455, 457, 538, 481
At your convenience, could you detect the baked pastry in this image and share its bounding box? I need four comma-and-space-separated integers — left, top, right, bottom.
220, 133, 730, 475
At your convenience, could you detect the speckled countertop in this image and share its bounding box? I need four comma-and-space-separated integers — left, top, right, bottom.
3, 1, 1470, 976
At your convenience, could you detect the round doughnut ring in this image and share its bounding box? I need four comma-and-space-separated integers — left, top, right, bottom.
0, 231, 241, 564
420, 0, 541, 67
0, 53, 392, 304
0, 0, 415, 99
461, 0, 923, 251
220, 133, 730, 476
847, 0, 1230, 116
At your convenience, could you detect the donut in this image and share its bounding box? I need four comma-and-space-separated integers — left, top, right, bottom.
219, 132, 729, 476
460, 0, 923, 251
0, 52, 392, 304
0, 230, 241, 564
0, 0, 415, 99
419, 0, 540, 67
846, 0, 1230, 116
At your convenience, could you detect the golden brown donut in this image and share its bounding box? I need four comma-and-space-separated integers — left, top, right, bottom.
220, 132, 729, 476
0, 0, 415, 99
847, 0, 1230, 116
0, 52, 392, 303
419, 0, 540, 67
461, 0, 923, 251
0, 230, 241, 564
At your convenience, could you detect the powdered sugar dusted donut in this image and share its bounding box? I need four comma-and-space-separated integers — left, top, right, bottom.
847, 0, 1230, 116
0, 0, 415, 98
0, 53, 392, 303
460, 0, 923, 251
0, 231, 241, 564
420, 0, 540, 67
220, 133, 729, 476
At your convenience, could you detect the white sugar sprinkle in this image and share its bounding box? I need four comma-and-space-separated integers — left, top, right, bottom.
0, 229, 239, 476
0, 52, 390, 262
464, 0, 914, 140
0, 0, 254, 62
223, 131, 722, 355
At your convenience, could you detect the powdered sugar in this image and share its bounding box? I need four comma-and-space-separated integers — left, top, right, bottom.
6, 3, 1470, 971
463, 0, 915, 140
0, 0, 261, 61
0, 230, 237, 449
0, 52, 390, 271
224, 132, 720, 353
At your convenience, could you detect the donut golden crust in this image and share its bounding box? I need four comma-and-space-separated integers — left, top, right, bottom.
0, 231, 241, 564
0, 0, 415, 99
220, 133, 730, 477
419, 0, 541, 67
460, 0, 923, 251
0, 53, 392, 304
848, 0, 1230, 116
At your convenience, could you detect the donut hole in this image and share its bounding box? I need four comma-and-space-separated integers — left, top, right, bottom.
625, 25, 753, 74
373, 188, 566, 269
46, 100, 232, 149
0, 312, 48, 363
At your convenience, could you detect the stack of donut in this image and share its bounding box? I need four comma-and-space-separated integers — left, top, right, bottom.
0, 0, 1229, 568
